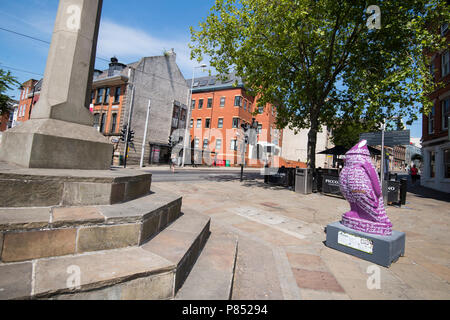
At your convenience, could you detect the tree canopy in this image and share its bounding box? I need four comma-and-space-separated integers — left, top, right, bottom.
0, 68, 19, 115
190, 0, 449, 168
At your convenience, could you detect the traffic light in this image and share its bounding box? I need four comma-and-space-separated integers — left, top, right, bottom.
120, 125, 127, 142
168, 136, 173, 152
128, 129, 135, 143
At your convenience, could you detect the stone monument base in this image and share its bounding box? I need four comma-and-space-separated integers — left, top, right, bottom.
325, 221, 405, 267
0, 119, 113, 170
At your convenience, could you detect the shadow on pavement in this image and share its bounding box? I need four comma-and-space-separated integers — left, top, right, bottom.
205, 173, 294, 191
407, 182, 450, 203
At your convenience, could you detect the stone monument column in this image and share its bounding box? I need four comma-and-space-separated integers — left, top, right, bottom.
0, 0, 112, 170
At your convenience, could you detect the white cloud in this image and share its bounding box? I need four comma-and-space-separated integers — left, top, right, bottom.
97, 19, 203, 78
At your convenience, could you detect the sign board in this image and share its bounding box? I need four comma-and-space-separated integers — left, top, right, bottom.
360, 130, 410, 146
338, 231, 374, 254
321, 175, 342, 196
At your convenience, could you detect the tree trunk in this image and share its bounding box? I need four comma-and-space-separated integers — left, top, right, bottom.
307, 114, 319, 169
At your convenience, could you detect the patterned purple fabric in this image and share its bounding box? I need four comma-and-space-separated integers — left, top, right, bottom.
339, 140, 393, 236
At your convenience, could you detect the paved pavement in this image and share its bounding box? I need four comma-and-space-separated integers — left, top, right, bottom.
140, 166, 262, 182
153, 173, 450, 300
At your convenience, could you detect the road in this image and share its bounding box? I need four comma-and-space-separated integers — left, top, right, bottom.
142, 168, 263, 182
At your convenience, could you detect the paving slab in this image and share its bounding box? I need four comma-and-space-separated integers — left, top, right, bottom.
0, 262, 32, 299
0, 208, 51, 231
52, 207, 105, 227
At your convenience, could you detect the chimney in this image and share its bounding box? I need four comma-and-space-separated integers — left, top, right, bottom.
108, 56, 126, 77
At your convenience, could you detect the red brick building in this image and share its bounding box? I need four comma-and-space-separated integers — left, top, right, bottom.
422, 23, 450, 192
0, 100, 17, 132
16, 79, 42, 124
187, 73, 282, 167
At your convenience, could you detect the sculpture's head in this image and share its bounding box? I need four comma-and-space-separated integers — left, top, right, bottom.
345, 140, 371, 162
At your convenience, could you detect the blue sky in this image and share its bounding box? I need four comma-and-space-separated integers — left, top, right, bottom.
0, 0, 423, 139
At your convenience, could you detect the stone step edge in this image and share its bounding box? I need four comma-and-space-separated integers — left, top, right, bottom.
36, 210, 210, 299
0, 197, 182, 263
0, 210, 210, 300
174, 232, 238, 300
141, 210, 211, 295
0, 189, 181, 232
33, 247, 176, 299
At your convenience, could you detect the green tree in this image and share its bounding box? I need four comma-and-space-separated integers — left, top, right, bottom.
0, 68, 19, 115
190, 0, 449, 168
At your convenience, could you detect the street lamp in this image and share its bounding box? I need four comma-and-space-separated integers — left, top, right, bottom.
181, 63, 207, 167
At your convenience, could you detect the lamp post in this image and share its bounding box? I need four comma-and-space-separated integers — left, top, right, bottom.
182, 64, 207, 167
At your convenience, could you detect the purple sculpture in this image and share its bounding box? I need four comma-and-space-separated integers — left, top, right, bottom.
339, 140, 393, 236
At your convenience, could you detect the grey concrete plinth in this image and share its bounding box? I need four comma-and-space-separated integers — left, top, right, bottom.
0, 165, 151, 207
325, 221, 405, 267
0, 119, 112, 170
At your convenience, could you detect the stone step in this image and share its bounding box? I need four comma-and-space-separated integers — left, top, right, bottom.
175, 230, 238, 300
0, 247, 176, 300
0, 210, 210, 300
0, 187, 182, 263
0, 168, 152, 207
141, 210, 211, 293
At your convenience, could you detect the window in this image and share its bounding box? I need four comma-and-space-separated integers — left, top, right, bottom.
99, 113, 106, 133
218, 118, 223, 128
203, 139, 208, 149
114, 87, 121, 103
428, 106, 435, 134
96, 88, 104, 104
93, 113, 100, 130
190, 119, 193, 128
181, 109, 186, 121
257, 124, 262, 134
441, 23, 449, 36
205, 118, 211, 128
234, 96, 242, 107
232, 118, 239, 128
196, 119, 202, 128
244, 100, 247, 110
198, 99, 203, 109
194, 138, 200, 148
230, 139, 237, 151
258, 106, 264, 114
430, 62, 435, 80
442, 50, 450, 77
444, 149, 450, 178
191, 100, 196, 109
248, 102, 252, 113
111, 113, 117, 133
220, 97, 225, 107
207, 98, 212, 108
430, 151, 435, 178
442, 98, 450, 130
104, 88, 110, 104
216, 139, 222, 151
173, 106, 180, 119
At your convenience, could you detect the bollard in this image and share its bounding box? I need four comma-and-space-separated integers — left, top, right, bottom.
400, 178, 407, 205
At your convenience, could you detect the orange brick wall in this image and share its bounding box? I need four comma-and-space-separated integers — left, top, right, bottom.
189, 87, 282, 166
90, 84, 127, 134
16, 79, 39, 123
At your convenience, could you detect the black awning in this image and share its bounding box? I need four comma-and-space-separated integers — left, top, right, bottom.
317, 145, 381, 156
